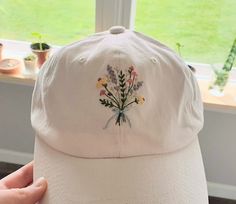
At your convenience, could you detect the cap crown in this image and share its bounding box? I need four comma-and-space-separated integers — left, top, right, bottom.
31, 28, 203, 158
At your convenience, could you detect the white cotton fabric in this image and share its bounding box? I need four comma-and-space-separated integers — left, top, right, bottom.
31, 26, 208, 204
34, 136, 208, 204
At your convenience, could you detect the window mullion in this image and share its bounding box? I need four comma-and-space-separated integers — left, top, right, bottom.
96, 0, 135, 32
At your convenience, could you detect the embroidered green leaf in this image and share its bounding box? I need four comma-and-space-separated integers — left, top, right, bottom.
99, 99, 114, 108
120, 88, 126, 92
118, 70, 127, 109
121, 98, 126, 103
119, 78, 125, 83
120, 83, 125, 88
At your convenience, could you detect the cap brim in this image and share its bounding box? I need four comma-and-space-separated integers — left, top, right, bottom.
34, 136, 208, 204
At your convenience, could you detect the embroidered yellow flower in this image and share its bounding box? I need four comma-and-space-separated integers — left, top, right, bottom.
136, 96, 145, 104
96, 77, 108, 88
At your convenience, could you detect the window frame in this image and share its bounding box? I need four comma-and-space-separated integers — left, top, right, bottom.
95, 0, 136, 32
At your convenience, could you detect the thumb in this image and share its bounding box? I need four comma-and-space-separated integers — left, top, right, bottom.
15, 177, 47, 204
10, 177, 47, 204
0, 177, 47, 204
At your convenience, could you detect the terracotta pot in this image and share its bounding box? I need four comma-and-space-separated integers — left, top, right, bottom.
0, 59, 21, 75
0, 43, 3, 61
31, 43, 51, 68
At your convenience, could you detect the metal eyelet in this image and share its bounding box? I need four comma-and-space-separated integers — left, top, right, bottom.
150, 57, 158, 64
79, 57, 86, 63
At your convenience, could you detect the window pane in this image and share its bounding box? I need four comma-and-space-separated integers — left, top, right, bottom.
135, 0, 236, 65
0, 0, 95, 45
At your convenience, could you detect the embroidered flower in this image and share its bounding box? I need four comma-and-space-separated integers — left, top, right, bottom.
100, 90, 106, 96
107, 65, 117, 84
131, 71, 138, 77
127, 78, 133, 85
133, 81, 143, 91
136, 96, 145, 104
96, 65, 145, 128
128, 66, 134, 73
96, 77, 108, 88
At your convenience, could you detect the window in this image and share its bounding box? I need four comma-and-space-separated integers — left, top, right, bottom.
1, 0, 235, 67
135, 0, 236, 65
0, 0, 95, 45
0, 0, 235, 110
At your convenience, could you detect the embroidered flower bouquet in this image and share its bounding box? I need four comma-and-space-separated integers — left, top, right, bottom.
96, 65, 145, 128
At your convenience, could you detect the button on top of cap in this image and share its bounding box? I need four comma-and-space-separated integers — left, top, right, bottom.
109, 26, 125, 34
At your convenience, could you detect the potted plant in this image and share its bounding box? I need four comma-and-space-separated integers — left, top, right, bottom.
209, 38, 236, 96
23, 54, 38, 75
176, 42, 196, 72
30, 32, 51, 68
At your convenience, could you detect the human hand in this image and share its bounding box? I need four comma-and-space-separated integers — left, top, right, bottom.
0, 161, 47, 204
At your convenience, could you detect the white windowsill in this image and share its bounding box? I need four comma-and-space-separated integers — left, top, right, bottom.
1, 39, 236, 114
0, 39, 60, 85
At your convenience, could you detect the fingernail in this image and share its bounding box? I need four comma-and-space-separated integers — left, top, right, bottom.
34, 177, 47, 187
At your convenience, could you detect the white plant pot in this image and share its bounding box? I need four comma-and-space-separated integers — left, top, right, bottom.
24, 59, 37, 75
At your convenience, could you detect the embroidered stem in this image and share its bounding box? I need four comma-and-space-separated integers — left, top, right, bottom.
116, 112, 122, 126
116, 89, 121, 105
115, 111, 131, 127
104, 85, 120, 108
123, 100, 136, 109
126, 71, 132, 93
104, 93, 119, 108
126, 75, 136, 99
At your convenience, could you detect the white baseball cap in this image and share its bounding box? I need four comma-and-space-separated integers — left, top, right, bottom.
31, 26, 209, 204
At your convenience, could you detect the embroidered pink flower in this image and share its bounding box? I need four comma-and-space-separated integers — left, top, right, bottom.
131, 71, 138, 77
100, 90, 106, 96
127, 78, 133, 85
129, 66, 134, 72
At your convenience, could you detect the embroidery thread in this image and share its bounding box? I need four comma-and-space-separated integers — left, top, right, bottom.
96, 65, 145, 128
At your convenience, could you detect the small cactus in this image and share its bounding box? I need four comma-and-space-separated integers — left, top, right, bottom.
24, 54, 36, 61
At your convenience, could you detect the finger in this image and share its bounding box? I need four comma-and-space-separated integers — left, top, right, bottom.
0, 177, 47, 204
0, 189, 14, 204
0, 161, 33, 189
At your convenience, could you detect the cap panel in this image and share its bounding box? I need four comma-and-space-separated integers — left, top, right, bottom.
119, 50, 202, 155
31, 30, 203, 158
32, 38, 123, 158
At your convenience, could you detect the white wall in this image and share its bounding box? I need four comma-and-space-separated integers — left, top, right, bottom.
0, 81, 236, 199
199, 111, 236, 186
0, 82, 34, 153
